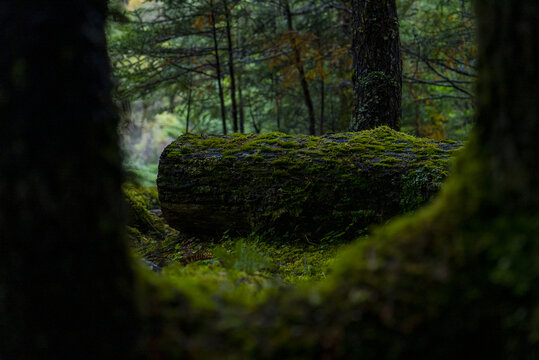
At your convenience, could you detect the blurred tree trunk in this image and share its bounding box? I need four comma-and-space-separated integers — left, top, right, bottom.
473, 0, 539, 210
350, 0, 402, 131
0, 1, 137, 358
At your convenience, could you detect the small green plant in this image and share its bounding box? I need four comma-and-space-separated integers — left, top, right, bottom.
213, 240, 274, 274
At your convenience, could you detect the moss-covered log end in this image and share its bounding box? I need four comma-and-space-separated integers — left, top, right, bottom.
123, 183, 188, 266
158, 126, 460, 241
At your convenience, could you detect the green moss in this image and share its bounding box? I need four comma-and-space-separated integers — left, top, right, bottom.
123, 183, 185, 266
272, 169, 290, 178
158, 126, 460, 242
146, 138, 538, 359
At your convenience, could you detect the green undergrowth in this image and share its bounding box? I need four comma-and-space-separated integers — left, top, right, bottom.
161, 236, 343, 308
123, 183, 186, 265
125, 183, 347, 300
136, 138, 537, 359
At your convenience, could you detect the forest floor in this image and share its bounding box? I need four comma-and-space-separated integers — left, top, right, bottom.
125, 183, 354, 304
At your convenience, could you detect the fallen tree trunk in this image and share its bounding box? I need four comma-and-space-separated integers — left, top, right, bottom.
157, 126, 460, 241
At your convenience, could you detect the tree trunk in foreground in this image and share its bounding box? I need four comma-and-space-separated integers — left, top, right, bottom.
474, 0, 539, 211
350, 0, 402, 131
158, 127, 459, 240
0, 1, 137, 358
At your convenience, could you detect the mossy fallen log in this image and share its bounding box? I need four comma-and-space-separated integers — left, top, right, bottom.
157, 126, 460, 240
122, 183, 184, 266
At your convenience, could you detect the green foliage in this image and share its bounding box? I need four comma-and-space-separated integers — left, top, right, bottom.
107, 0, 477, 182
214, 239, 274, 274
399, 0, 476, 139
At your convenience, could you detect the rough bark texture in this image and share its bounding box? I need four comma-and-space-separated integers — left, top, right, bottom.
0, 1, 137, 358
157, 127, 459, 240
350, 0, 402, 131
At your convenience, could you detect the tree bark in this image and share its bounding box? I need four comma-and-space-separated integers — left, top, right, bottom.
350, 0, 402, 131
474, 0, 539, 211
0, 1, 137, 357
157, 128, 459, 240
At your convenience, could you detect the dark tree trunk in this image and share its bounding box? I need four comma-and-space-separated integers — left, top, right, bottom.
210, 0, 227, 135
236, 22, 246, 133
185, 83, 192, 133
284, 0, 316, 135
223, 0, 239, 133
271, 72, 281, 132
0, 1, 137, 358
350, 0, 402, 131
238, 72, 245, 133
474, 0, 539, 211
320, 78, 325, 134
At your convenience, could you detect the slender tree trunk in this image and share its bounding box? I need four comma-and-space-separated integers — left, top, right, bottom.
284, 0, 316, 135
238, 72, 245, 133
168, 88, 176, 113
270, 18, 281, 132
248, 99, 261, 133
0, 1, 137, 358
330, 92, 336, 132
276, 93, 281, 132
350, 0, 402, 131
320, 78, 325, 134
271, 72, 282, 132
223, 0, 239, 132
473, 0, 539, 211
236, 30, 246, 133
185, 83, 192, 134
409, 86, 421, 136
210, 0, 227, 135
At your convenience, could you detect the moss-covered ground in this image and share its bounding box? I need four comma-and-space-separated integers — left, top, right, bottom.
126, 136, 538, 358
124, 183, 347, 300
